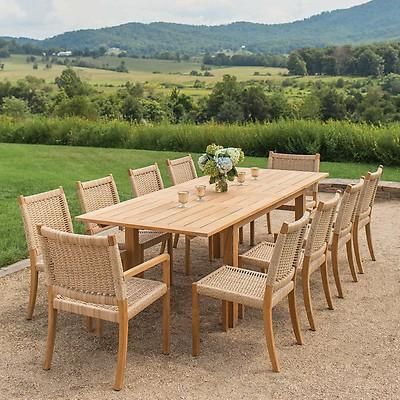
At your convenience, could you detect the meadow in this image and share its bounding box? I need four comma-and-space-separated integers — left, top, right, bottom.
1, 142, 397, 268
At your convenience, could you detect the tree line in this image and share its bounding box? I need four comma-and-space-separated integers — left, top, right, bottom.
288, 42, 400, 77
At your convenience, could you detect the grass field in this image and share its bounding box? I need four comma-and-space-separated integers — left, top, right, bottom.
1, 142, 397, 268
0, 54, 362, 99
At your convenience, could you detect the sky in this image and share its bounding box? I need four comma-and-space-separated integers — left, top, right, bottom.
0, 0, 370, 39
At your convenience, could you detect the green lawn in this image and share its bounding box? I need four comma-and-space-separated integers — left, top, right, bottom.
1, 142, 397, 268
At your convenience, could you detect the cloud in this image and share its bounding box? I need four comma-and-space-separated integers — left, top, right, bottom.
0, 0, 369, 39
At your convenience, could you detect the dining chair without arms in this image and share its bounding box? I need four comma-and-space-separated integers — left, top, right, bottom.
192, 211, 310, 372
38, 225, 170, 391
18, 187, 73, 320
352, 166, 383, 274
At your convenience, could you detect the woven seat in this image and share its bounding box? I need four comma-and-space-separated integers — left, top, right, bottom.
239, 241, 275, 271
192, 212, 310, 372
38, 226, 170, 391
329, 179, 364, 298
18, 187, 73, 319
266, 151, 320, 234
352, 166, 383, 274
76, 174, 170, 268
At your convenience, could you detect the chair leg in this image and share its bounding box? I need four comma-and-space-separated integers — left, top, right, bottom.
27, 267, 39, 320
162, 290, 170, 355
167, 235, 173, 285
263, 307, 280, 372
160, 240, 166, 255
320, 261, 334, 310
173, 233, 180, 248
221, 301, 229, 332
238, 304, 245, 319
185, 235, 191, 275
86, 317, 94, 332
346, 239, 358, 282
43, 292, 57, 370
302, 266, 316, 331
266, 213, 272, 235
239, 227, 244, 245
208, 236, 214, 261
113, 305, 129, 391
365, 222, 376, 261
95, 319, 103, 337
288, 288, 303, 345
353, 223, 364, 274
331, 244, 343, 299
250, 221, 255, 246
192, 284, 200, 356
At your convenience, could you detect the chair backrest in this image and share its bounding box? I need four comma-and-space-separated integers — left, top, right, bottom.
304, 192, 340, 258
167, 155, 197, 185
76, 175, 120, 234
38, 225, 125, 305
128, 163, 164, 197
267, 151, 320, 199
333, 179, 364, 236
18, 187, 73, 257
355, 165, 383, 219
266, 211, 310, 289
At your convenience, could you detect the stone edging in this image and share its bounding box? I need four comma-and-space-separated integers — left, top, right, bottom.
319, 179, 400, 200
0, 259, 30, 278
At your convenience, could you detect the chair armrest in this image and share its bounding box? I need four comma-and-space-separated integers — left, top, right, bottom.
123, 253, 170, 286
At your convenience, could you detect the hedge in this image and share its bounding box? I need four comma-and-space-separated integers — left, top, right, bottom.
0, 117, 399, 165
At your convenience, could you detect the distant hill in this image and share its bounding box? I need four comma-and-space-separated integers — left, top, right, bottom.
3, 0, 400, 56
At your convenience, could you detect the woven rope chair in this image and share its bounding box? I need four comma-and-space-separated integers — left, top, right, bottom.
301, 192, 340, 330
266, 151, 321, 234
240, 193, 340, 331
76, 174, 170, 266
38, 225, 170, 391
192, 212, 310, 372
128, 163, 164, 197
18, 187, 73, 320
328, 179, 364, 298
352, 166, 383, 274
166, 155, 215, 274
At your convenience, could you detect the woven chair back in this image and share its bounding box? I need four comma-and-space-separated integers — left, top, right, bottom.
356, 165, 383, 218
304, 192, 340, 257
267, 211, 310, 288
76, 175, 120, 234
267, 151, 320, 197
39, 226, 125, 305
129, 163, 164, 197
333, 179, 364, 235
167, 155, 197, 185
19, 187, 73, 255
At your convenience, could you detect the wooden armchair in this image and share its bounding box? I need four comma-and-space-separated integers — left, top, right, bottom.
38, 225, 170, 391
192, 212, 310, 372
18, 187, 73, 319
266, 151, 320, 233
129, 163, 164, 197
329, 179, 364, 298
353, 166, 383, 273
76, 174, 171, 266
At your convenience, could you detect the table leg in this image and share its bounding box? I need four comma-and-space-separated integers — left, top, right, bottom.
124, 228, 140, 269
295, 193, 306, 220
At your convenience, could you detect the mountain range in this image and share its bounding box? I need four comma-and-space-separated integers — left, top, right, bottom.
3, 0, 400, 55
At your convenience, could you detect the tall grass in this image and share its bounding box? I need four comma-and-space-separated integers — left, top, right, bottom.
1, 117, 399, 165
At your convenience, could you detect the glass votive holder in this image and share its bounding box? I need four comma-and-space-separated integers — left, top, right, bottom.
195, 185, 206, 201
178, 191, 189, 208
237, 171, 246, 185
251, 167, 260, 180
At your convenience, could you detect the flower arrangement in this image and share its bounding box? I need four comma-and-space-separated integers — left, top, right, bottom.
198, 144, 245, 192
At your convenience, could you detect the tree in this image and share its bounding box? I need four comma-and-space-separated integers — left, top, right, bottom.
356, 49, 384, 77
1, 96, 30, 118
54, 96, 98, 119
287, 53, 307, 76
121, 95, 143, 122
55, 68, 91, 97
241, 86, 269, 122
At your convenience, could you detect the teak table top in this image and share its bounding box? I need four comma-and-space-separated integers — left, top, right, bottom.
76, 168, 328, 237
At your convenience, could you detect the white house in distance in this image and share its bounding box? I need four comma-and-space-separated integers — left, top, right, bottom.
56, 51, 72, 57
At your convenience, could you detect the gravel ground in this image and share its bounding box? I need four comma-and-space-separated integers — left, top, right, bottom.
1, 195, 399, 400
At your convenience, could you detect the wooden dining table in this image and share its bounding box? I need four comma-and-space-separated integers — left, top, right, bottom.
77, 167, 328, 326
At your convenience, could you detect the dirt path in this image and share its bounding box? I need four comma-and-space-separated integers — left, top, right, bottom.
1, 195, 399, 400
